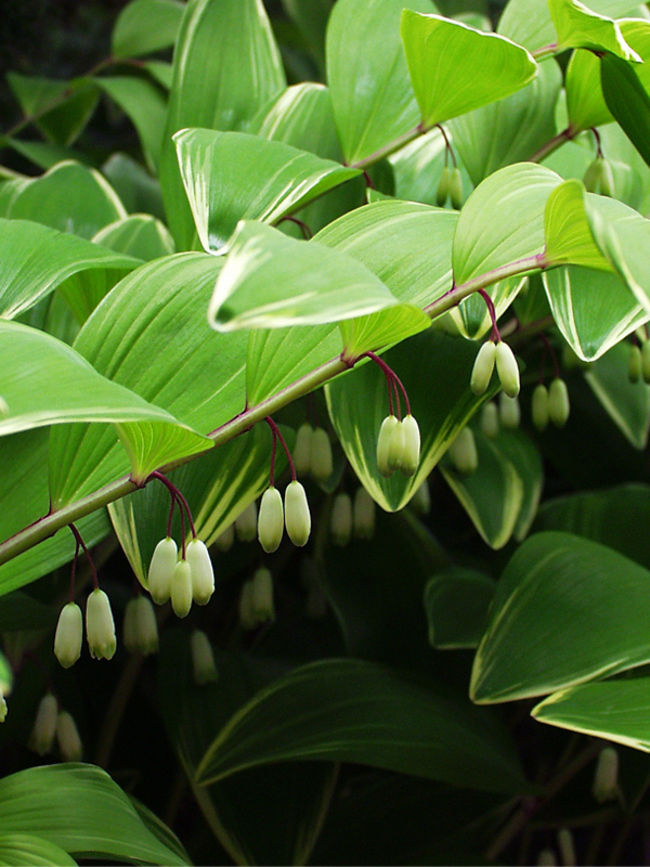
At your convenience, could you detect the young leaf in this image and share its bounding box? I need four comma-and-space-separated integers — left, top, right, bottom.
7, 73, 99, 147
0, 833, 77, 866
111, 0, 185, 58
92, 215, 175, 261
401, 11, 537, 130
544, 179, 612, 269
471, 532, 650, 703
160, 0, 286, 249
173, 128, 359, 252
548, 0, 640, 58
325, 0, 438, 167
601, 53, 650, 168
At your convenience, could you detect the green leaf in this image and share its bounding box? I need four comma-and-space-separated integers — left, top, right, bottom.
92, 215, 175, 261
173, 128, 359, 252
7, 73, 99, 147
0, 833, 77, 866
548, 0, 640, 57
424, 568, 496, 650
195, 657, 527, 794
112, 0, 185, 58
440, 429, 525, 550
94, 76, 167, 173
584, 341, 650, 449
542, 266, 646, 362
544, 179, 611, 270
450, 59, 562, 187
0, 218, 141, 320
101, 153, 165, 221
533, 678, 650, 753
208, 220, 407, 332
497, 0, 640, 53
401, 11, 537, 130
0, 138, 83, 172
160, 0, 286, 250
601, 53, 650, 168
471, 531, 650, 703
48, 253, 247, 507
0, 764, 189, 865
325, 0, 438, 166
533, 483, 650, 571
326, 331, 498, 512
5, 161, 126, 239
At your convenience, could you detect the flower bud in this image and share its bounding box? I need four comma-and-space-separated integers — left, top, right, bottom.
186, 538, 215, 605
148, 537, 177, 604
480, 402, 500, 438
235, 501, 258, 542
311, 427, 333, 482
629, 344, 642, 383
214, 522, 235, 551
449, 167, 463, 210
377, 415, 399, 477
170, 559, 192, 618
400, 414, 420, 476
331, 493, 353, 546
293, 423, 313, 475
387, 419, 405, 472
592, 746, 619, 803
190, 629, 218, 686
499, 392, 521, 428
411, 480, 431, 514
123, 596, 158, 656
532, 383, 550, 431
436, 165, 451, 207
496, 341, 520, 398
599, 158, 614, 197
86, 589, 116, 660
251, 567, 274, 623
642, 340, 650, 383
29, 693, 58, 755
353, 487, 376, 539
582, 158, 602, 193
448, 427, 478, 475
470, 341, 496, 395
238, 580, 256, 630
557, 828, 575, 867
258, 486, 284, 553
54, 602, 83, 669
537, 850, 557, 867
56, 710, 82, 762
284, 481, 311, 547
549, 377, 570, 428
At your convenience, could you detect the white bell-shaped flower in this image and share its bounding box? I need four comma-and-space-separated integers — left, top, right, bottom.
56, 710, 82, 762
29, 693, 58, 755
495, 341, 520, 398
470, 341, 496, 395
148, 537, 177, 605
54, 601, 83, 669
190, 629, 219, 686
499, 392, 521, 429
86, 589, 116, 660
186, 538, 215, 605
258, 487, 284, 553
284, 481, 311, 547
480, 402, 499, 439
400, 414, 420, 476
251, 567, 275, 623
387, 419, 405, 472
170, 559, 193, 618
377, 415, 399, 478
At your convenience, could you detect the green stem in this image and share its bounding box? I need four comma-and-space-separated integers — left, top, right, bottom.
529, 127, 576, 164
531, 42, 559, 61
350, 124, 425, 170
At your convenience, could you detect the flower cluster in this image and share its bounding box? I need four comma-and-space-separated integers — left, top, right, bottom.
148, 536, 214, 618
531, 378, 570, 431
470, 340, 520, 398
293, 423, 333, 482
258, 480, 311, 553
54, 589, 116, 668
376, 414, 421, 478
28, 693, 82, 761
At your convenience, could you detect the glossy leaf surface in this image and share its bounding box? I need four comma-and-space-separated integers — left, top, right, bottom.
112, 0, 185, 58
424, 568, 496, 650
548, 0, 640, 57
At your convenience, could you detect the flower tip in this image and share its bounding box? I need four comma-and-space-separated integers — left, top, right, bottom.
284, 480, 311, 547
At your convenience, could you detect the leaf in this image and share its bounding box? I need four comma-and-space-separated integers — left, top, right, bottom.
101, 153, 165, 221
585, 341, 650, 449
424, 568, 496, 650
94, 76, 167, 172
497, 0, 640, 53
450, 59, 563, 187
548, 0, 640, 57
112, 0, 185, 58
7, 73, 99, 147
470, 531, 650, 704
195, 657, 527, 794
207, 220, 407, 332
0, 138, 82, 172
0, 764, 189, 865
0, 833, 77, 866
401, 11, 537, 130
326, 331, 498, 512
5, 161, 127, 239
0, 218, 141, 320
92, 215, 175, 261
533, 678, 650, 753
601, 53, 650, 168
159, 0, 286, 250
533, 483, 650, 572
173, 128, 359, 252
542, 266, 646, 362
440, 429, 525, 550
544, 179, 611, 270
325, 0, 438, 166
48, 252, 247, 507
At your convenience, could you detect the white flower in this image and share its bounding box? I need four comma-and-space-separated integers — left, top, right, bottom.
186, 538, 215, 605
170, 559, 193, 618
86, 589, 116, 660
353, 487, 376, 539
448, 427, 478, 475
331, 493, 353, 547
56, 710, 82, 762
148, 537, 178, 605
495, 341, 520, 398
123, 596, 159, 656
377, 415, 399, 477
54, 602, 83, 668
480, 402, 499, 439
400, 414, 420, 476
258, 487, 284, 553
310, 427, 333, 482
284, 481, 311, 547
29, 693, 58, 756
499, 392, 521, 428
190, 630, 218, 686
470, 341, 496, 395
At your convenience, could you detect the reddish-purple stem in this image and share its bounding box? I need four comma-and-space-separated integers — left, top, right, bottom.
68, 536, 80, 602
280, 215, 312, 239
149, 471, 196, 538
436, 124, 457, 168
265, 417, 297, 482
592, 127, 603, 158
268, 422, 277, 487
69, 523, 99, 590
361, 351, 411, 417
540, 333, 560, 379
478, 289, 500, 343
